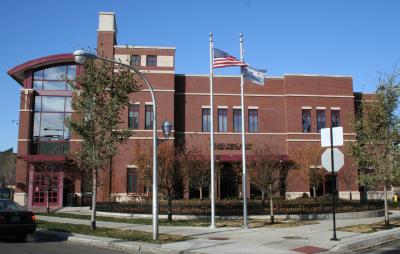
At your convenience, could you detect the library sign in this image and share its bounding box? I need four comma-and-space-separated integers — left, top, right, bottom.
215, 143, 253, 151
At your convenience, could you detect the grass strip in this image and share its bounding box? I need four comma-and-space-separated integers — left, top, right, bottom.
37, 220, 190, 244
337, 219, 400, 233
38, 212, 318, 228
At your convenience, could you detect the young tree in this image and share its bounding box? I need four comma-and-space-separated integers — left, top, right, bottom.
249, 145, 283, 223
157, 143, 182, 221
179, 146, 210, 200
68, 59, 139, 229
351, 70, 400, 225
292, 144, 324, 198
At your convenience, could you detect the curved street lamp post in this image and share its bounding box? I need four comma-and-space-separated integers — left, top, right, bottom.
73, 49, 160, 240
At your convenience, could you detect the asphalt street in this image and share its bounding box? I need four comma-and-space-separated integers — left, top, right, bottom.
359, 240, 400, 254
0, 234, 133, 254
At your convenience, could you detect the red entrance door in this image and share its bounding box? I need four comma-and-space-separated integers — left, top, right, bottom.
32, 173, 59, 207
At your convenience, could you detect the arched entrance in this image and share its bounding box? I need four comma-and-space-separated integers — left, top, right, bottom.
63, 178, 75, 206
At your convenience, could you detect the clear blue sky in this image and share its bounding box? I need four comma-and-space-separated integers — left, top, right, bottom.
1, 0, 399, 152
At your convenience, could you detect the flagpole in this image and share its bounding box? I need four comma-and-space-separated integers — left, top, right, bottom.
240, 33, 248, 229
209, 32, 216, 228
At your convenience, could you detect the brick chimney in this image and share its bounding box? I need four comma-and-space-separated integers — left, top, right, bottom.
97, 12, 117, 58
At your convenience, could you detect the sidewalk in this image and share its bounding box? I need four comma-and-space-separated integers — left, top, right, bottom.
36, 210, 400, 254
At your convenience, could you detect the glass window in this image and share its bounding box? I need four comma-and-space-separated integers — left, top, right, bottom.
128, 104, 139, 129
33, 70, 44, 80
32, 96, 72, 154
146, 55, 157, 67
33, 65, 75, 91
302, 109, 311, 133
44, 66, 67, 80
331, 110, 340, 127
202, 108, 211, 132
145, 105, 153, 130
218, 109, 227, 132
233, 109, 242, 133
248, 109, 258, 133
42, 96, 66, 112
127, 169, 138, 193
317, 110, 326, 133
67, 65, 77, 80
130, 55, 141, 66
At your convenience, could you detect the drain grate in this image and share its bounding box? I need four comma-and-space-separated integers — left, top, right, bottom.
283, 236, 309, 240
208, 237, 230, 240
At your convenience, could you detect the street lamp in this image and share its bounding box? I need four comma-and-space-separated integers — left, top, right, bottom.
73, 49, 160, 240
162, 120, 172, 139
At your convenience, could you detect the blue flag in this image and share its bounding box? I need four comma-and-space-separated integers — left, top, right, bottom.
241, 65, 266, 86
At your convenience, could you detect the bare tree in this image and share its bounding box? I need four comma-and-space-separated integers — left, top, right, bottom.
179, 146, 210, 200
292, 144, 324, 198
158, 142, 182, 221
249, 145, 283, 223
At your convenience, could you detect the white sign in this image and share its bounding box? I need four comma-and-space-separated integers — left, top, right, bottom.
321, 127, 344, 147
321, 148, 344, 172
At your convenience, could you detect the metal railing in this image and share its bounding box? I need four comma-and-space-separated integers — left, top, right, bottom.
95, 199, 384, 216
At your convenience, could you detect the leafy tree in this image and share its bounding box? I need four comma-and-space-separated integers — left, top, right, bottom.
249, 145, 283, 223
351, 70, 400, 225
68, 59, 139, 229
0, 148, 16, 188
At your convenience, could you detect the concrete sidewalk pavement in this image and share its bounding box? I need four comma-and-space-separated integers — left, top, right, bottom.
37, 210, 400, 254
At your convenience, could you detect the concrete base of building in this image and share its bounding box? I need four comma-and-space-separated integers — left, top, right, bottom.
338, 191, 360, 200
285, 191, 310, 199
14, 192, 27, 206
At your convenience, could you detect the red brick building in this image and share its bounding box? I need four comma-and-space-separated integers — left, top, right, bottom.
8, 12, 365, 209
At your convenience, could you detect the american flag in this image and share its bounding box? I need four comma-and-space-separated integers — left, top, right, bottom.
213, 48, 246, 68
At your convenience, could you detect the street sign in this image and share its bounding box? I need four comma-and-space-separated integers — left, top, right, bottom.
321, 148, 344, 172
321, 127, 343, 147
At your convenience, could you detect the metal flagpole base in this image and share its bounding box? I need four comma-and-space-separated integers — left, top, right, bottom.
242, 225, 250, 229
209, 225, 217, 229
330, 237, 339, 241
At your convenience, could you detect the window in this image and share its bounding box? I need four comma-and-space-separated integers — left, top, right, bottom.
130, 55, 141, 66
128, 104, 139, 129
248, 109, 258, 133
202, 108, 211, 132
218, 108, 227, 132
317, 110, 326, 133
33, 65, 76, 91
331, 110, 340, 127
32, 96, 72, 155
233, 109, 242, 133
145, 105, 153, 130
302, 109, 311, 133
127, 168, 138, 193
146, 55, 157, 66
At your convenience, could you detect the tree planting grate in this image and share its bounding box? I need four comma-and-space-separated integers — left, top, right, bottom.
208, 237, 230, 240
283, 236, 309, 240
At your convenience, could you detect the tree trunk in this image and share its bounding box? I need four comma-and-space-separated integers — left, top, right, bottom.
261, 190, 265, 204
91, 168, 97, 230
199, 187, 203, 200
269, 184, 274, 224
167, 197, 172, 222
313, 186, 316, 198
384, 185, 389, 225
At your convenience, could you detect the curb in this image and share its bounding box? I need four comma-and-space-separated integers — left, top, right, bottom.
328, 228, 400, 253
35, 230, 188, 254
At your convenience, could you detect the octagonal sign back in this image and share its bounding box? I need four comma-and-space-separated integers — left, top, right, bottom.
321, 148, 344, 172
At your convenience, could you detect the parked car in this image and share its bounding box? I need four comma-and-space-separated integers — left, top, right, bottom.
0, 188, 12, 200
0, 199, 36, 240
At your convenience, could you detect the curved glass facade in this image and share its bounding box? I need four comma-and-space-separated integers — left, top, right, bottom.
31, 65, 75, 155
